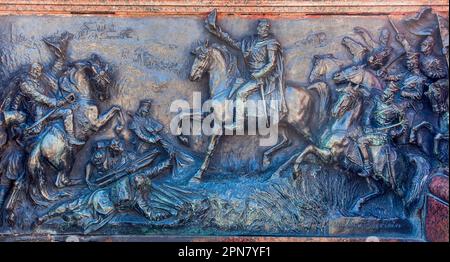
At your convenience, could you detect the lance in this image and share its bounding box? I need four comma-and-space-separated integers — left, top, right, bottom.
388, 16, 401, 37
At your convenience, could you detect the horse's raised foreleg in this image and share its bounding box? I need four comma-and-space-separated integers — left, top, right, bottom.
262, 128, 291, 170
409, 121, 434, 144
293, 145, 332, 179
351, 178, 384, 214
189, 134, 221, 183
92, 105, 122, 131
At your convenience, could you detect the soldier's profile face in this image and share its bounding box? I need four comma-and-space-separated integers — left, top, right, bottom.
30, 64, 43, 77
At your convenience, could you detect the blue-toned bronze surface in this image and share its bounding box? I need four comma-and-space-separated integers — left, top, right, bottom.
0, 7, 448, 240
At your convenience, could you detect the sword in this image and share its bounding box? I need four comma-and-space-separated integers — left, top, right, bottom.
23, 108, 58, 135
258, 80, 269, 127
24, 93, 75, 135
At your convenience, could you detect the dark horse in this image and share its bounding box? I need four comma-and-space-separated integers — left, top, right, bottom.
27, 55, 124, 205
188, 41, 331, 182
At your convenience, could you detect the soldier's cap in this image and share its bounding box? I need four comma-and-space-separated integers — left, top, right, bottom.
257, 19, 270, 28
139, 99, 153, 107
42, 32, 73, 54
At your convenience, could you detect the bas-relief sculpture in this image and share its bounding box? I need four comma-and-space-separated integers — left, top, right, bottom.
0, 7, 448, 240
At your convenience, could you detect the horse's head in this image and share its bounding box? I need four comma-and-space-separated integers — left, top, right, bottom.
333, 64, 365, 86
309, 54, 344, 83
87, 54, 112, 101
189, 40, 212, 81
309, 54, 327, 83
342, 36, 368, 62
332, 84, 363, 118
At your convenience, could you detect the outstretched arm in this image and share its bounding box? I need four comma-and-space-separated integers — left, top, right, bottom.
205, 11, 241, 50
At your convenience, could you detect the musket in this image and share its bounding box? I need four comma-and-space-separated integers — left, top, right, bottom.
94, 149, 160, 187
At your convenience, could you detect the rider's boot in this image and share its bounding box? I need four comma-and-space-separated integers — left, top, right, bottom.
64, 114, 85, 146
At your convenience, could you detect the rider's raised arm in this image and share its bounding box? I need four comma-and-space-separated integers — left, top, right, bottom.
205, 23, 241, 50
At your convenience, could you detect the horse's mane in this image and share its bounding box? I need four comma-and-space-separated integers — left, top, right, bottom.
211, 43, 240, 79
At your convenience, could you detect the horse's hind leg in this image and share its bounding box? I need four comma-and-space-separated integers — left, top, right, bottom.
293, 145, 331, 179
190, 134, 221, 183
262, 128, 291, 170
55, 152, 80, 189
351, 178, 384, 214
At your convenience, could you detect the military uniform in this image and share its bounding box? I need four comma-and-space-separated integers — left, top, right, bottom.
206, 14, 287, 119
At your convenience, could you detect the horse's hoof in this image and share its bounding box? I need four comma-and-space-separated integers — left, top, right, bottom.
6, 212, 15, 227
292, 168, 302, 180
189, 175, 202, 184
262, 156, 271, 171
350, 203, 362, 215
270, 171, 282, 180
409, 135, 417, 144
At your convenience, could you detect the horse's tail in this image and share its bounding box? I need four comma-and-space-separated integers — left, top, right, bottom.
27, 139, 53, 206
307, 81, 331, 127
0, 141, 25, 178
405, 154, 431, 208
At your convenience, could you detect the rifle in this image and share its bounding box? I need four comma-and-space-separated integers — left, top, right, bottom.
94, 148, 160, 187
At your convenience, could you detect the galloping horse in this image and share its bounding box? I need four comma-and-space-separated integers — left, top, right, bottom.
188, 41, 331, 182
27, 55, 124, 205
273, 66, 430, 213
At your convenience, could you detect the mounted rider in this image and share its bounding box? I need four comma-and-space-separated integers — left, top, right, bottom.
357, 82, 406, 185
9, 32, 84, 145
204, 9, 288, 123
